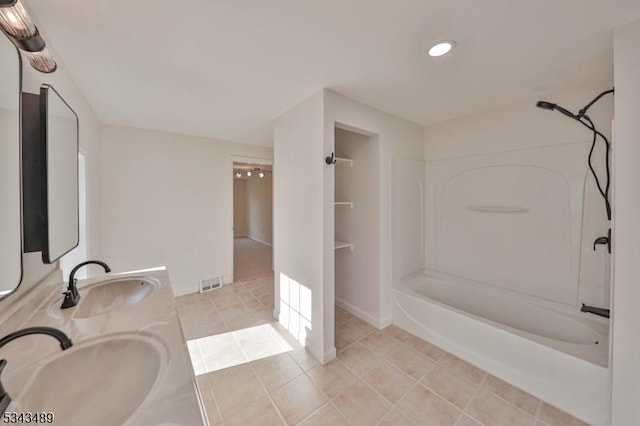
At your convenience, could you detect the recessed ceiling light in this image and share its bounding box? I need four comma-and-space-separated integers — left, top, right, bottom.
428, 41, 454, 57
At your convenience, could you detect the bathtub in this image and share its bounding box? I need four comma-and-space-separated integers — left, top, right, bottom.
392, 268, 610, 425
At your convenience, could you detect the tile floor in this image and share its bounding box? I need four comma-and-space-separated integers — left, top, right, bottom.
177, 276, 588, 426
233, 237, 273, 282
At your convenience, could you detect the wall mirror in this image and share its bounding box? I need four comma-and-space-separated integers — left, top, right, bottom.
0, 31, 22, 297
40, 85, 79, 264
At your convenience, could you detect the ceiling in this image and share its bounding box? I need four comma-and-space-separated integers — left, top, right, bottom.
26, 0, 640, 147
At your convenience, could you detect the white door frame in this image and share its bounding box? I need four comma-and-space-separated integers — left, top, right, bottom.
227, 155, 274, 284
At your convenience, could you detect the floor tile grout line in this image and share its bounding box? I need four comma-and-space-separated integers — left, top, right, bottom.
458, 374, 488, 425
393, 330, 544, 423
533, 398, 543, 422
472, 382, 540, 422
244, 355, 289, 426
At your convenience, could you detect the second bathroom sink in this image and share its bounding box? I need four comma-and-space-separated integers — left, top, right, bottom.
72, 277, 159, 319
14, 333, 165, 425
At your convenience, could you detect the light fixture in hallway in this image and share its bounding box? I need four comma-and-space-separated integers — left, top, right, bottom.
233, 166, 272, 179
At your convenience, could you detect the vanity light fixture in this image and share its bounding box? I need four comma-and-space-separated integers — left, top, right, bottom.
259, 172, 265, 178
428, 40, 455, 57
246, 171, 252, 177
0, 0, 56, 73
235, 172, 241, 178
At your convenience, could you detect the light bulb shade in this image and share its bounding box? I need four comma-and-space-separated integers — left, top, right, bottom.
23, 47, 56, 73
259, 172, 265, 178
235, 172, 241, 178
0, 0, 37, 40
246, 171, 252, 177
428, 41, 454, 57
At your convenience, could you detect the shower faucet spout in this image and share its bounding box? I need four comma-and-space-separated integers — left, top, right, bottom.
581, 304, 610, 319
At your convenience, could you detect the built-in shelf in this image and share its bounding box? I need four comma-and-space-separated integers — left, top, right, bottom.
335, 240, 354, 251
334, 201, 353, 209
335, 157, 353, 168
335, 155, 353, 252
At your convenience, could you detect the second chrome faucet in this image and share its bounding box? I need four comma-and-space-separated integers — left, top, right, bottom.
61, 260, 111, 310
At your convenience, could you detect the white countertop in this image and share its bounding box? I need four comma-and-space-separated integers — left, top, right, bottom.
0, 267, 207, 425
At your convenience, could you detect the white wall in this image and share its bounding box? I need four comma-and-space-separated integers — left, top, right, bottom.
274, 89, 424, 362
246, 174, 273, 246
233, 179, 248, 237
425, 81, 613, 160
323, 90, 425, 334
611, 18, 640, 425
391, 158, 426, 281
423, 82, 613, 309
334, 128, 380, 325
274, 91, 326, 361
99, 125, 271, 296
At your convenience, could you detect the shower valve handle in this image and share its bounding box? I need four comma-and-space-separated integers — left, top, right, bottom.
593, 229, 611, 254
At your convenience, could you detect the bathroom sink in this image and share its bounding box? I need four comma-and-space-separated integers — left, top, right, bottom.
15, 334, 164, 425
73, 277, 159, 319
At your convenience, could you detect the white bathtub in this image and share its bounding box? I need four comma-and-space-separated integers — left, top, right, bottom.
392, 269, 610, 425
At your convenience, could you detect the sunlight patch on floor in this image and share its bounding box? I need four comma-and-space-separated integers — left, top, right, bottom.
187, 323, 294, 376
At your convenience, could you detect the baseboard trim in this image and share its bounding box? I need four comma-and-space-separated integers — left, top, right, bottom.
336, 297, 390, 330
304, 336, 336, 364
322, 347, 337, 363
248, 236, 273, 247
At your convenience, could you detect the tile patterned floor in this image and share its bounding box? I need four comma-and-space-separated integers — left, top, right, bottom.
234, 237, 273, 282
177, 276, 588, 425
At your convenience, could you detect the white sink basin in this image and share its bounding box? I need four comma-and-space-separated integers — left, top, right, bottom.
15, 334, 165, 425
72, 277, 158, 319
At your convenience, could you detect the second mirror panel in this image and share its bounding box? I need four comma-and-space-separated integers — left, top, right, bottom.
41, 85, 79, 264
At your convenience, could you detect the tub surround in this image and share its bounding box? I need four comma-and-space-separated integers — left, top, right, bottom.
0, 267, 206, 425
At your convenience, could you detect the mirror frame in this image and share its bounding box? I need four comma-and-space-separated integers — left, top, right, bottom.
0, 29, 23, 301
40, 84, 80, 264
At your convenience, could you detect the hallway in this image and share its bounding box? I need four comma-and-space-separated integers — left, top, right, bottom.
234, 237, 272, 283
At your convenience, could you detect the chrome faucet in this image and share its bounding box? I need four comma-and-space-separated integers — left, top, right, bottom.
61, 260, 111, 309
0, 327, 73, 414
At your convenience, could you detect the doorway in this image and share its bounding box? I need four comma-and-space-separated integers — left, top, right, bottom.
232, 160, 273, 283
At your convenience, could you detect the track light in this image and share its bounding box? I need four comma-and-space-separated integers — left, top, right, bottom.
0, 0, 56, 73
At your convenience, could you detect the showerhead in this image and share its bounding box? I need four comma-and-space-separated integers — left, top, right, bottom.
536, 100, 576, 119
536, 101, 556, 110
